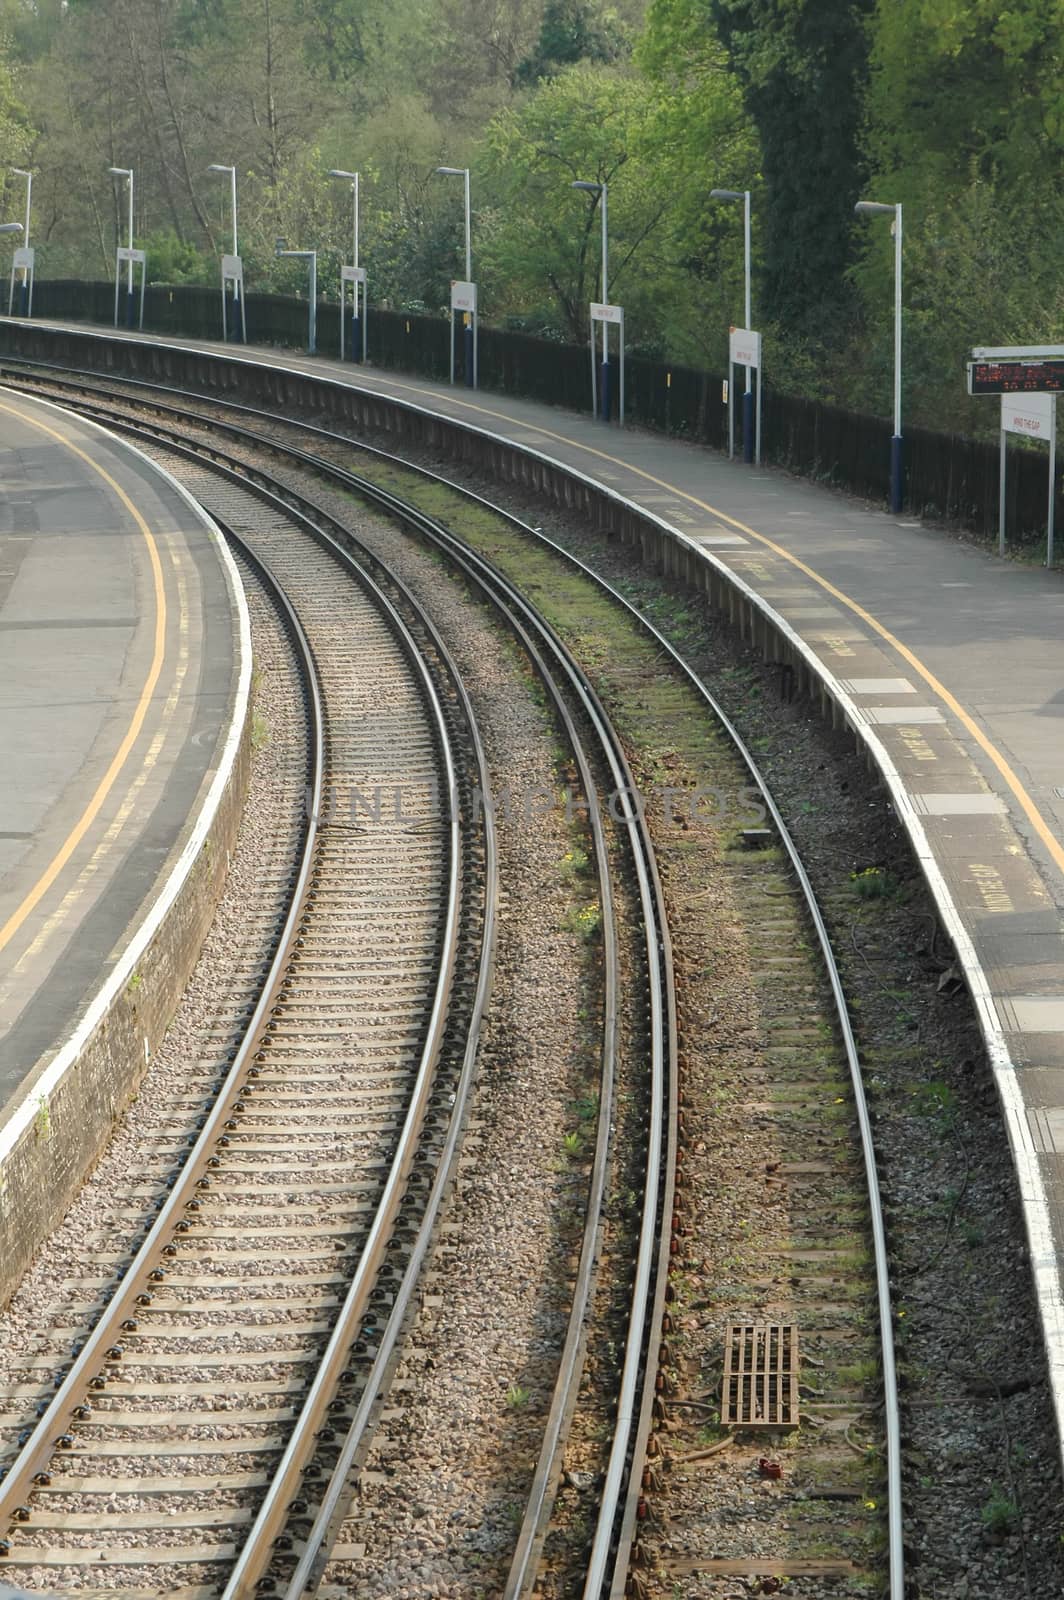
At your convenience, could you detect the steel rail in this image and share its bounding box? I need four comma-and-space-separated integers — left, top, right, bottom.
7, 398, 503, 1598
10, 380, 676, 1598
327, 434, 902, 1599
3, 368, 899, 1597
56, 391, 651, 1600
464, 506, 905, 1600
38, 417, 472, 1599
0, 425, 478, 1600
286, 460, 676, 1600
281, 531, 622, 1600
0, 518, 326, 1529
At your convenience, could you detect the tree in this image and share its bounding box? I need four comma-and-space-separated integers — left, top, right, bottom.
479, 64, 665, 341
866, 0, 1064, 195
710, 0, 875, 337
514, 0, 627, 86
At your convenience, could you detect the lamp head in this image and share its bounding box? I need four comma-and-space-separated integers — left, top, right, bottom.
0, 221, 23, 234
107, 166, 131, 179
435, 166, 466, 177
854, 200, 897, 217
328, 169, 358, 181
207, 163, 234, 175
710, 188, 744, 201
10, 168, 31, 179
571, 180, 602, 195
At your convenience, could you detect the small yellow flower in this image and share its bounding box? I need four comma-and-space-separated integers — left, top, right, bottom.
864, 1498, 877, 1511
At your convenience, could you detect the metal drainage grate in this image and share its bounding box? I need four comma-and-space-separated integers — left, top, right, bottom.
721, 1323, 799, 1427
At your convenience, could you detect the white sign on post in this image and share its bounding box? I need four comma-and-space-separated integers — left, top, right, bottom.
589, 303, 625, 426
450, 280, 477, 313
1002, 392, 1054, 439
729, 327, 762, 369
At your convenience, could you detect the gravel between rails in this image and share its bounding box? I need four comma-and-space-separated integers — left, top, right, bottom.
277, 500, 601, 1600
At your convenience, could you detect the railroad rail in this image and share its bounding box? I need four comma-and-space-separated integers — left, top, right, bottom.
0, 399, 498, 1596
0, 366, 903, 1599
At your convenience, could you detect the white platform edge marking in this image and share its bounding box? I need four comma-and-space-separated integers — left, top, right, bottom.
0, 389, 253, 1165
13, 324, 1064, 1464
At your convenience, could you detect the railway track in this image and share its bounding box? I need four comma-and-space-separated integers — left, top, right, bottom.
0, 368, 905, 1600
0, 401, 498, 1595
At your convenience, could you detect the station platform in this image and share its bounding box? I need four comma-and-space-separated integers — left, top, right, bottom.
1, 319, 1062, 1433
0, 384, 249, 1284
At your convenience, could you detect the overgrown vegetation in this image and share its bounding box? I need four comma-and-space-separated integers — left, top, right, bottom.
0, 0, 1059, 433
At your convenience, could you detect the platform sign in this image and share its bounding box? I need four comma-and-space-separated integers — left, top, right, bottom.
1002, 392, 1054, 439
727, 326, 763, 465
220, 254, 246, 344
8, 244, 34, 317
729, 327, 762, 369
589, 302, 625, 426
969, 342, 1058, 566
448, 281, 477, 388
340, 265, 368, 363
113, 246, 146, 330
968, 359, 1064, 395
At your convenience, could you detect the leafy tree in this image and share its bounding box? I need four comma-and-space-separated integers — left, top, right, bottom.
479, 64, 664, 341
636, 0, 756, 364
710, 0, 875, 337
866, 0, 1064, 195
514, 0, 627, 86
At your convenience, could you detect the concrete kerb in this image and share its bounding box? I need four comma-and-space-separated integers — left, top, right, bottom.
0, 410, 252, 1306
1, 320, 1061, 1466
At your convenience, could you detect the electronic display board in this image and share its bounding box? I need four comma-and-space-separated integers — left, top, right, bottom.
967, 359, 1064, 395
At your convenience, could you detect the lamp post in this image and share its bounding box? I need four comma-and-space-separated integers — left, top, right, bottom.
107, 166, 135, 327
328, 168, 366, 362
572, 180, 610, 421
9, 169, 31, 315
711, 187, 755, 462
275, 242, 317, 354
435, 165, 475, 387
855, 199, 903, 514
207, 163, 245, 343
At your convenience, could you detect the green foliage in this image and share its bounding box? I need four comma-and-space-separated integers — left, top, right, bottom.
6, 0, 1063, 439
143, 229, 212, 286
479, 64, 665, 341
980, 1484, 1019, 1536
514, 0, 628, 86
709, 0, 875, 337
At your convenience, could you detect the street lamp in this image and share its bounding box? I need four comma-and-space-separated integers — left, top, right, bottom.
572, 180, 610, 421
207, 163, 245, 343
328, 167, 366, 362
8, 169, 31, 315
275, 241, 318, 355
855, 199, 903, 514
107, 166, 135, 327
711, 187, 755, 462
435, 165, 475, 386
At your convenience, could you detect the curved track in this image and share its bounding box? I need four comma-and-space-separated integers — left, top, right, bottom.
0, 365, 903, 1600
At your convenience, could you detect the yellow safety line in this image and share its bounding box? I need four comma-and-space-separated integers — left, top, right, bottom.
368, 372, 1064, 879
0, 397, 168, 954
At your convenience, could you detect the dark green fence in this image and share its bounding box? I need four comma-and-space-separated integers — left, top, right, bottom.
24, 279, 1057, 548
